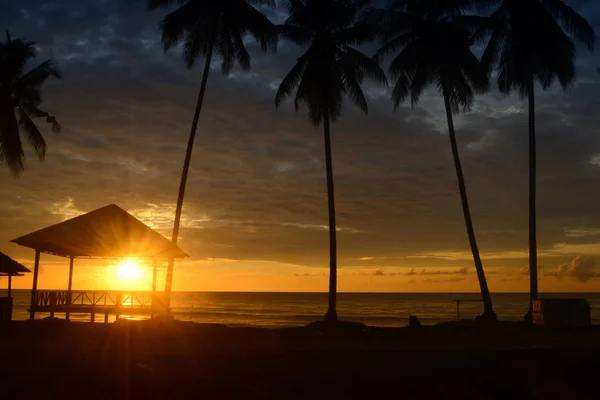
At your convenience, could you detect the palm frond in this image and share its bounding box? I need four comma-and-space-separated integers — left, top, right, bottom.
236, 0, 278, 51
0, 38, 37, 80
277, 0, 385, 125
479, 9, 510, 75
0, 111, 24, 176
182, 20, 216, 69
275, 56, 308, 108
248, 0, 276, 8
335, 23, 380, 46
215, 30, 236, 74
19, 103, 48, 118
374, 32, 414, 64
388, 41, 419, 80
409, 65, 430, 108
459, 48, 489, 94
496, 44, 525, 97
232, 31, 251, 72
147, 0, 189, 10
13, 86, 43, 108
442, 67, 475, 113
542, 0, 595, 51
342, 71, 369, 114
17, 109, 47, 161
159, 1, 204, 52
391, 67, 416, 109
278, 24, 313, 46
17, 60, 62, 89
451, 15, 489, 36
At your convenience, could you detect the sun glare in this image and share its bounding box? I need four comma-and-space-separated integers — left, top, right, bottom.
117, 259, 143, 281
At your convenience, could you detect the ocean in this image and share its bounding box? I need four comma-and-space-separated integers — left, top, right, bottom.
4, 290, 600, 327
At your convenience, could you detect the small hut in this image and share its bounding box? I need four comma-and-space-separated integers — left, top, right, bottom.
0, 251, 30, 297
0, 252, 30, 322
11, 204, 187, 322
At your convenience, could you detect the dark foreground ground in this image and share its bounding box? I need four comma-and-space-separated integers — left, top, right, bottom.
1, 319, 600, 399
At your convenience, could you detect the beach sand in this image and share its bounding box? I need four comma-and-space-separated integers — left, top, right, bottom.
1, 319, 600, 399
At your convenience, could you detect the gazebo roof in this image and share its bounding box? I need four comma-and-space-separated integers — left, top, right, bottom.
11, 204, 188, 259
0, 252, 30, 274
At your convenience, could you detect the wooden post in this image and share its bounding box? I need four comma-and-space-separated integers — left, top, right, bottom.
66, 256, 74, 321
116, 293, 122, 320
152, 260, 157, 293
29, 250, 41, 321
50, 292, 56, 318
152, 259, 158, 318
7, 274, 12, 298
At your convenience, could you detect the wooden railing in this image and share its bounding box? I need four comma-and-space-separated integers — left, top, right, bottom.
33, 290, 169, 313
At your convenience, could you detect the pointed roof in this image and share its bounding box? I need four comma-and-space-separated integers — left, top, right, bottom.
0, 252, 30, 274
11, 204, 187, 259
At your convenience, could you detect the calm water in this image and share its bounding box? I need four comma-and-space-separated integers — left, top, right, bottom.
4, 290, 600, 327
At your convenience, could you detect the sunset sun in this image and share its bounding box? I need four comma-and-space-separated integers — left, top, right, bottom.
116, 259, 143, 281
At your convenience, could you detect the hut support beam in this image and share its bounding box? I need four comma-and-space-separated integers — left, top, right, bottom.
66, 256, 74, 321
152, 260, 157, 293
7, 274, 12, 298
29, 250, 40, 321
151, 259, 157, 318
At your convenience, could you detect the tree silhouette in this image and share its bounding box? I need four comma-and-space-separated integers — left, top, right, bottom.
275, 0, 387, 322
0, 31, 61, 176
148, 0, 277, 300
371, 0, 497, 320
476, 0, 595, 320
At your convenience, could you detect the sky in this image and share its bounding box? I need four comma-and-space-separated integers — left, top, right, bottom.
1, 0, 600, 293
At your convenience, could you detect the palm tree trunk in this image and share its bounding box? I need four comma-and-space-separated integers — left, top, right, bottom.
443, 89, 496, 320
323, 112, 338, 322
526, 76, 538, 322
164, 31, 217, 304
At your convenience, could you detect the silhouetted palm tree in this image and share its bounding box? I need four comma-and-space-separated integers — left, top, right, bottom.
477, 0, 595, 320
372, 0, 497, 320
148, 0, 277, 299
0, 31, 61, 176
275, 0, 388, 322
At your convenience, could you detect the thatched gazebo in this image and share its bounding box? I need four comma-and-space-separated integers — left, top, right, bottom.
0, 252, 30, 322
0, 252, 30, 297
11, 203, 187, 321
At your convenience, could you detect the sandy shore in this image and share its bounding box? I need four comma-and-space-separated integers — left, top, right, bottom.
1, 319, 600, 399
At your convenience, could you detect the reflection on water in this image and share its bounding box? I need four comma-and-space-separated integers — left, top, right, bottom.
4, 290, 600, 327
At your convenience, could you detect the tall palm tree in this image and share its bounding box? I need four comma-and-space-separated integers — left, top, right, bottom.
275, 0, 388, 322
372, 0, 497, 320
0, 31, 61, 176
148, 0, 277, 301
476, 0, 595, 320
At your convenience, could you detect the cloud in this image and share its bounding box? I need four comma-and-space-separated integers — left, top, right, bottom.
546, 256, 600, 282
294, 272, 325, 277
363, 267, 470, 277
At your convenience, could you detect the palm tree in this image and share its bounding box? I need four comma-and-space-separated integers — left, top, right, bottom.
371, 0, 497, 320
275, 0, 388, 322
0, 31, 61, 176
476, 0, 595, 320
148, 0, 277, 301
